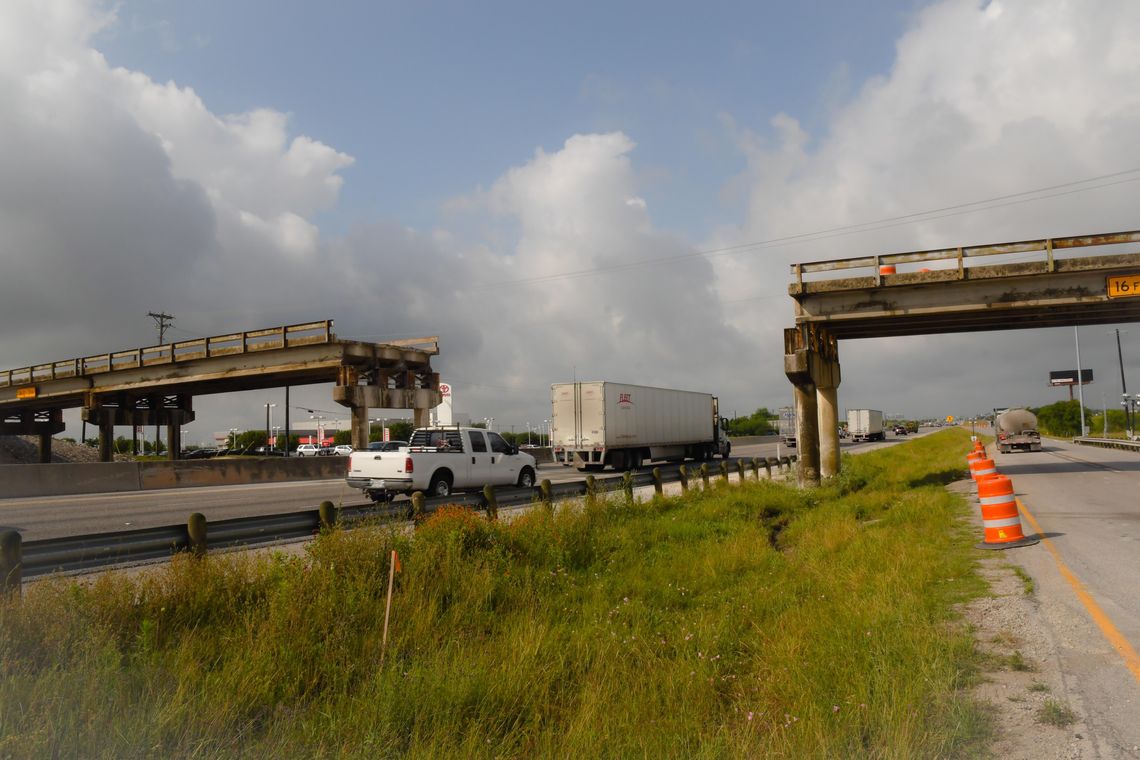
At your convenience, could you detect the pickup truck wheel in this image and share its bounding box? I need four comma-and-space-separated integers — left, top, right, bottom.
428, 472, 452, 498
517, 467, 536, 488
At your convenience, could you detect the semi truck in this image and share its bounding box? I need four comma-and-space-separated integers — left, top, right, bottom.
778, 406, 797, 447
551, 382, 731, 471
994, 408, 1042, 453
847, 409, 885, 442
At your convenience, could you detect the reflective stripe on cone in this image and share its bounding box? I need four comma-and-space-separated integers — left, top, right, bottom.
970, 457, 997, 482
975, 474, 1038, 550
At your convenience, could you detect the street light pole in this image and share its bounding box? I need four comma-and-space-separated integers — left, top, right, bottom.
1115, 329, 1131, 438
265, 403, 276, 450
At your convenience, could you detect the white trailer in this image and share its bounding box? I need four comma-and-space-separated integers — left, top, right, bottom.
551, 382, 731, 471
778, 406, 797, 447
847, 409, 885, 442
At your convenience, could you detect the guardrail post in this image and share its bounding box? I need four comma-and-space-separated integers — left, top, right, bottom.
652, 467, 663, 496
751, 457, 761, 480
678, 465, 689, 494
187, 512, 208, 558
1, 530, 21, 596
719, 461, 729, 483
780, 456, 790, 472
586, 475, 597, 503
540, 479, 553, 511
483, 485, 498, 520
766, 457, 778, 477
700, 463, 710, 489
411, 492, 425, 520
622, 471, 634, 503
736, 460, 746, 482
318, 500, 337, 530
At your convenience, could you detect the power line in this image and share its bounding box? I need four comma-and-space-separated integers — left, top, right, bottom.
469, 167, 1140, 292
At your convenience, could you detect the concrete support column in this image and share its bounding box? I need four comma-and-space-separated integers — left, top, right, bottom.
817, 385, 840, 479
167, 425, 182, 460
38, 432, 51, 464
99, 419, 114, 462
350, 405, 369, 450
413, 406, 430, 429
793, 382, 820, 487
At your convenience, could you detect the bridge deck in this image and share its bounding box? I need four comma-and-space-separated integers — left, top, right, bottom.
789, 231, 1140, 339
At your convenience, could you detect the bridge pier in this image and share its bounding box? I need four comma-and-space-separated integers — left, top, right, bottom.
333, 365, 441, 449
83, 394, 195, 462
1, 409, 65, 463
784, 325, 841, 487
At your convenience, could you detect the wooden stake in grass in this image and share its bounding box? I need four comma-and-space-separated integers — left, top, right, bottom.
381, 549, 402, 666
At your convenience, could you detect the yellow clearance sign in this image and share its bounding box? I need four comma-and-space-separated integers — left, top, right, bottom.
16, 387, 37, 399
1107, 274, 1140, 299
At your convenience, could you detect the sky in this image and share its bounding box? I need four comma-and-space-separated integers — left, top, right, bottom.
2, 0, 1140, 446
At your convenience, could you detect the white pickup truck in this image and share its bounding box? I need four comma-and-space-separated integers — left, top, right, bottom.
345, 426, 538, 502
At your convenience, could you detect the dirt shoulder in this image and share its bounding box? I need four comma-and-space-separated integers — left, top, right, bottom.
952, 479, 1136, 759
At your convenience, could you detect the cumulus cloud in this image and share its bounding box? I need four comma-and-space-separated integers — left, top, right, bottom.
3, 0, 1139, 440
709, 0, 1140, 415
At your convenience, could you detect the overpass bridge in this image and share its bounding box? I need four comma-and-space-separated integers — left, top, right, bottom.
785, 230, 1140, 485
0, 320, 441, 462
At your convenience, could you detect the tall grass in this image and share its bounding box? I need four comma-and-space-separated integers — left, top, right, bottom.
0, 430, 990, 758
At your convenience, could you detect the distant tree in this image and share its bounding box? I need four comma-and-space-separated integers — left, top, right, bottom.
1032, 400, 1089, 437
333, 429, 352, 445
389, 421, 414, 442
727, 408, 776, 436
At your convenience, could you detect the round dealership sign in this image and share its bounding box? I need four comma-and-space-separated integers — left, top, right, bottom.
439, 383, 451, 396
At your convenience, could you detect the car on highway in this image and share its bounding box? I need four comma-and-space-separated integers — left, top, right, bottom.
367, 440, 409, 452
892, 425, 908, 436
333, 444, 354, 456
295, 444, 321, 456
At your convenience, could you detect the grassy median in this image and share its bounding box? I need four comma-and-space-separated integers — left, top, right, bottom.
0, 429, 990, 758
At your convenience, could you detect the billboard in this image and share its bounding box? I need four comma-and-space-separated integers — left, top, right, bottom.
1049, 369, 1093, 386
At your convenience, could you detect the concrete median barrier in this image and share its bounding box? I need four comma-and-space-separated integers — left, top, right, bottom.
0, 457, 346, 499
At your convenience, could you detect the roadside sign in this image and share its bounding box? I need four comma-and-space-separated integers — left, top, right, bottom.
16, 387, 36, 399
945, 415, 955, 423
1106, 273, 1140, 298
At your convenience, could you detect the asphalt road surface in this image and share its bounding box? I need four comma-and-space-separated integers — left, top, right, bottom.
991, 439, 1140, 755
0, 433, 916, 541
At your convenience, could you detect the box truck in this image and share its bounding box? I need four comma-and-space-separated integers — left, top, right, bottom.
847, 409, 885, 442
551, 382, 731, 471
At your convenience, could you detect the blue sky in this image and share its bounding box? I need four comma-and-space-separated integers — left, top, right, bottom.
3, 0, 1140, 442
96, 0, 915, 237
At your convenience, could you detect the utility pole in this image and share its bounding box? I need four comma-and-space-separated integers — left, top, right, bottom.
147, 311, 174, 344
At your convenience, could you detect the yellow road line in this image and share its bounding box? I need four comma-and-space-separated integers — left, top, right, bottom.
1017, 497, 1140, 683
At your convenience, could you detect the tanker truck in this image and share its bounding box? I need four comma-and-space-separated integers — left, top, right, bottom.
551, 382, 731, 470
994, 408, 1042, 453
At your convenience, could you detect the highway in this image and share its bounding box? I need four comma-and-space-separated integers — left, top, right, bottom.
0, 436, 902, 541
990, 439, 1140, 753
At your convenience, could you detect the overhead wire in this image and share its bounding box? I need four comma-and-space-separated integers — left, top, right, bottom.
469, 167, 1140, 293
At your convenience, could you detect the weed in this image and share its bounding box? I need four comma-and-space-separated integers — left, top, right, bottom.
1037, 699, 1077, 726
0, 429, 995, 758
1009, 564, 1035, 595
1008, 651, 1036, 672
1028, 681, 1050, 693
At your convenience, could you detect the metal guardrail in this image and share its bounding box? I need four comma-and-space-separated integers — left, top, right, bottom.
0, 320, 335, 388
1072, 436, 1140, 451
0, 457, 797, 586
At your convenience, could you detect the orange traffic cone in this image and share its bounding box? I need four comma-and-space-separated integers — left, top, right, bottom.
976, 475, 1038, 549
970, 457, 997, 483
